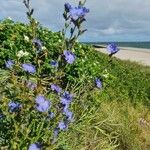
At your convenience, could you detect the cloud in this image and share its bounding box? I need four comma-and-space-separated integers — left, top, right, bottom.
0, 0, 150, 42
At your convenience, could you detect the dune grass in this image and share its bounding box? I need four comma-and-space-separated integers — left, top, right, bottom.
55, 96, 150, 150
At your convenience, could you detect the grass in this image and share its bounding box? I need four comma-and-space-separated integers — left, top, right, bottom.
55, 99, 150, 150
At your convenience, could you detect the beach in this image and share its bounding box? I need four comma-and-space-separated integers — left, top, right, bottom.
95, 47, 150, 66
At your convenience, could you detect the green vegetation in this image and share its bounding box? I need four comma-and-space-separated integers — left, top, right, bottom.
0, 19, 150, 150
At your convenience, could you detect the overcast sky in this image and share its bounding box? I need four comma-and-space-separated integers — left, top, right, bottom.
0, 0, 150, 42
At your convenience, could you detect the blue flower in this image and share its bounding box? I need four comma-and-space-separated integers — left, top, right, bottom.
64, 3, 72, 12
58, 121, 67, 131
95, 78, 102, 89
27, 81, 37, 90
28, 143, 41, 150
8, 102, 22, 112
63, 108, 73, 122
107, 43, 119, 55
63, 50, 76, 64
50, 60, 58, 68
35, 95, 51, 112
69, 6, 89, 20
22, 63, 36, 74
5, 60, 14, 69
32, 38, 42, 50
51, 84, 62, 94
60, 91, 73, 106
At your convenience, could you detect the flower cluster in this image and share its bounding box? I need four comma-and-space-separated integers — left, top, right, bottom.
107, 43, 119, 56
51, 84, 62, 94
5, 60, 14, 69
22, 63, 36, 74
63, 50, 76, 64
17, 50, 29, 57
8, 102, 22, 112
35, 95, 51, 112
95, 78, 102, 89
61, 91, 74, 122
6, 59, 36, 75
64, 3, 89, 21
60, 91, 73, 106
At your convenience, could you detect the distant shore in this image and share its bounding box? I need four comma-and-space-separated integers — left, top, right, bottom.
94, 46, 150, 66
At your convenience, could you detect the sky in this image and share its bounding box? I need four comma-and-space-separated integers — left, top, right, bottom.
0, 0, 150, 42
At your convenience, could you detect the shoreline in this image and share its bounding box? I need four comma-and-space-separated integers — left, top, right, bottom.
94, 47, 150, 66
119, 47, 150, 53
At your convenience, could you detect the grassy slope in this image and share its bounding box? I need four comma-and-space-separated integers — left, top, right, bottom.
89, 49, 150, 106
56, 52, 150, 150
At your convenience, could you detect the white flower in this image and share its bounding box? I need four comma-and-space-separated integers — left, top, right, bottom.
35, 20, 38, 24
7, 17, 12, 20
24, 35, 29, 42
17, 50, 29, 57
102, 69, 109, 78
58, 39, 62, 43
42, 46, 46, 50
103, 74, 109, 78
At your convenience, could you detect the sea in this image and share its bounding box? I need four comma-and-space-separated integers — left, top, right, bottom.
83, 41, 150, 50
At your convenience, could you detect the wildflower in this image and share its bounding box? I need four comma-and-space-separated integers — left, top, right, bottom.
17, 50, 29, 57
58, 121, 67, 131
5, 60, 14, 69
64, 3, 72, 12
22, 63, 36, 74
50, 60, 58, 68
66, 111, 73, 121
60, 91, 73, 106
69, 6, 89, 20
26, 81, 37, 90
24, 35, 29, 42
58, 39, 62, 43
8, 102, 22, 112
35, 95, 51, 112
95, 78, 102, 89
7, 17, 12, 20
63, 108, 73, 122
41, 46, 46, 50
51, 84, 62, 94
63, 50, 76, 64
32, 38, 42, 50
107, 43, 119, 55
28, 143, 41, 150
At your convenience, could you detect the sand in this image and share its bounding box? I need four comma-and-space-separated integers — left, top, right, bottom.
95, 47, 150, 66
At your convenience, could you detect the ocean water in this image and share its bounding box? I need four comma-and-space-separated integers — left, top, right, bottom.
84, 42, 150, 50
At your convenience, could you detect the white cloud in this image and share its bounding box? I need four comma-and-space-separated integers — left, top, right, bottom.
100, 27, 122, 35
0, 0, 150, 41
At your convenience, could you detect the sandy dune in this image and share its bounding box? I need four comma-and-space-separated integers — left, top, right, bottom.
95, 47, 150, 66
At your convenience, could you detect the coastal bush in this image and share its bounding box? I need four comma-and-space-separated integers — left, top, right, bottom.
0, 1, 100, 149
0, 0, 150, 150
